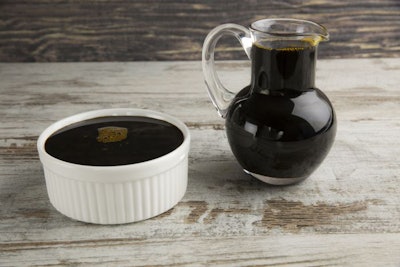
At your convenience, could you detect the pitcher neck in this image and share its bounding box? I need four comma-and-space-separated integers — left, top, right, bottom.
250, 44, 317, 94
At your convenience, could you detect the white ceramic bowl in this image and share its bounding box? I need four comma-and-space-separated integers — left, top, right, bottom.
37, 108, 190, 224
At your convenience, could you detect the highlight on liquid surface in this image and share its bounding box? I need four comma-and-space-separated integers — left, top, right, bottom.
45, 116, 184, 166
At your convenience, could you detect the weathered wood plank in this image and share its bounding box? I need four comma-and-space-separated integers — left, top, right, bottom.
0, 0, 399, 61
0, 59, 399, 265
2, 234, 400, 266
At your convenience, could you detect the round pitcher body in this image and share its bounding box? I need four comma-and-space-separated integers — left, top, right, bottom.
225, 86, 336, 184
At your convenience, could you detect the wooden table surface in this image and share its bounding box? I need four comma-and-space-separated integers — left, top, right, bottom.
0, 59, 400, 266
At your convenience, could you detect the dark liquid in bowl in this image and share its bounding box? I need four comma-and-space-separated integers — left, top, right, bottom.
45, 116, 184, 166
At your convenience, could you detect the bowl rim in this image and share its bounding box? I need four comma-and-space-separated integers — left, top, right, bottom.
37, 108, 190, 182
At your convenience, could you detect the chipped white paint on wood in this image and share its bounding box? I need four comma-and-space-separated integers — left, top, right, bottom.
0, 59, 400, 266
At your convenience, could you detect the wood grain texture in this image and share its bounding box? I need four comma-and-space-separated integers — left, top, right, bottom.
0, 0, 400, 62
0, 59, 400, 265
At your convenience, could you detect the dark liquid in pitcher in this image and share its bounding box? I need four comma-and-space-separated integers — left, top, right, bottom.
251, 42, 316, 92
225, 42, 336, 179
45, 116, 184, 166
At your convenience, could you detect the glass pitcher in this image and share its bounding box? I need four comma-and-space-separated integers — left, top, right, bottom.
202, 18, 336, 185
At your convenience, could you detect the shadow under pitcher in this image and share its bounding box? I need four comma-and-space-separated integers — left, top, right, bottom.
202, 18, 337, 185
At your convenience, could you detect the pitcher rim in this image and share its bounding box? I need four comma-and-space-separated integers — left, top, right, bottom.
250, 18, 329, 41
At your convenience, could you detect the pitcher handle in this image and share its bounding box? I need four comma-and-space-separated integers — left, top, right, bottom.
202, 24, 252, 118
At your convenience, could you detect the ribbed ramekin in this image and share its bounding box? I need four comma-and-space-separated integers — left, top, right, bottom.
37, 108, 190, 224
